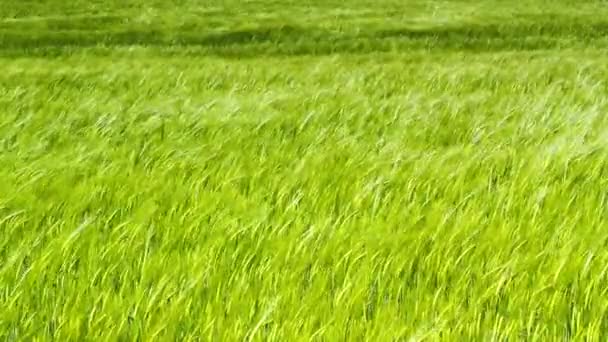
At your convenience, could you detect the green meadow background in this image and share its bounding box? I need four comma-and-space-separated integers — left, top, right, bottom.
2, 0, 608, 339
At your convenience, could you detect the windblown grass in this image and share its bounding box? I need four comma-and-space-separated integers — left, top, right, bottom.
2, 0, 608, 340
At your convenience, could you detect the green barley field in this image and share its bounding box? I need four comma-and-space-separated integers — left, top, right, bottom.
2, 0, 608, 340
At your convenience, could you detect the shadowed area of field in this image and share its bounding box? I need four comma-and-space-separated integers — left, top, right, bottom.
1, 16, 608, 57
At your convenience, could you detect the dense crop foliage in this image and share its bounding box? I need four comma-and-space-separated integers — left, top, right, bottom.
2, 0, 608, 340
